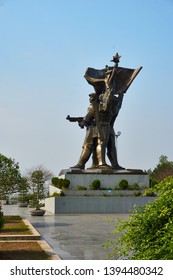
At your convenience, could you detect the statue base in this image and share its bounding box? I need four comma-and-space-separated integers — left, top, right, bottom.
59, 168, 149, 188
45, 168, 151, 214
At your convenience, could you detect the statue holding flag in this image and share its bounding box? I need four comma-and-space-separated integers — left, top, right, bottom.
67, 53, 142, 170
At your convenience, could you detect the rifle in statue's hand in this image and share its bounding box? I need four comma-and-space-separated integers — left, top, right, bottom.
66, 115, 84, 128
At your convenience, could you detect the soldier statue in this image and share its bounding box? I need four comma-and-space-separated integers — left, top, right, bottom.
67, 53, 142, 170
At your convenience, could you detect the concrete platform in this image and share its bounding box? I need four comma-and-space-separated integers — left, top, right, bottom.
59, 168, 149, 188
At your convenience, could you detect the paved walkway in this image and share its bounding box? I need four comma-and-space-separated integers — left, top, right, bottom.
2, 204, 129, 260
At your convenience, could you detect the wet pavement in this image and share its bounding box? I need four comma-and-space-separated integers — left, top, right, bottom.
2, 204, 129, 260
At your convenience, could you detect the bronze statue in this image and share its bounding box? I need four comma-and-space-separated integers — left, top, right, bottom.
67, 53, 142, 170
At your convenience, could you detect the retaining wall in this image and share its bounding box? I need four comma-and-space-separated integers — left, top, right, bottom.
45, 196, 154, 214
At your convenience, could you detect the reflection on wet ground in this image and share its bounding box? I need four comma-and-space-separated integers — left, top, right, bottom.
2, 204, 129, 260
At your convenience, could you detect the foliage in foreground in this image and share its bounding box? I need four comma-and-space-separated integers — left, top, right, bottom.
104, 176, 173, 260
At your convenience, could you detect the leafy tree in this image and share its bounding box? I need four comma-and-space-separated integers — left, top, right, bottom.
149, 155, 173, 182
26, 165, 52, 210
18, 177, 30, 204
104, 176, 173, 259
0, 153, 21, 201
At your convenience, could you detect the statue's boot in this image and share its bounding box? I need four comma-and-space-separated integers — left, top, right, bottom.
107, 149, 125, 170
71, 147, 92, 169
96, 144, 110, 168
111, 164, 125, 170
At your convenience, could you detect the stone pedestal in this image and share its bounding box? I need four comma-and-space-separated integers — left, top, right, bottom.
59, 168, 150, 189
45, 168, 151, 214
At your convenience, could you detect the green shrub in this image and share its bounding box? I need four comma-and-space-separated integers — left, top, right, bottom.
75, 186, 87, 190
49, 191, 65, 197
118, 179, 129, 190
58, 178, 64, 189
114, 185, 121, 190
143, 188, 156, 197
133, 191, 141, 197
89, 179, 100, 190
0, 205, 5, 231
49, 192, 59, 197
127, 183, 140, 190
59, 191, 65, 196
62, 179, 70, 189
104, 176, 173, 259
51, 177, 59, 187
51, 177, 70, 190
150, 178, 159, 188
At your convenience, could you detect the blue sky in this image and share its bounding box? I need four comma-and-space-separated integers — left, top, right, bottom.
0, 0, 173, 175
